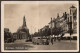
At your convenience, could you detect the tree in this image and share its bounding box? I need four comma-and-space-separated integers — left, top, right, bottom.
40, 27, 51, 38
52, 27, 63, 35
52, 27, 64, 41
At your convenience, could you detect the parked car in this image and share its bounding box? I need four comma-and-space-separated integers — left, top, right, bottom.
41, 38, 49, 45
32, 37, 49, 45
32, 37, 42, 45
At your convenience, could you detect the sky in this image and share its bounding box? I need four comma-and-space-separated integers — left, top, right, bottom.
4, 1, 78, 34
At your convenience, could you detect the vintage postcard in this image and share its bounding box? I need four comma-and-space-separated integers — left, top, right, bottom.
1, 1, 79, 52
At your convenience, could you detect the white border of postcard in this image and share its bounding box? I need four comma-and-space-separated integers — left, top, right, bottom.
1, 1, 79, 52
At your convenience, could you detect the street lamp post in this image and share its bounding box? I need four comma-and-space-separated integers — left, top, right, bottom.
68, 21, 72, 42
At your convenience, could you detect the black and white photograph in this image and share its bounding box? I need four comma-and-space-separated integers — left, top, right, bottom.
1, 1, 79, 52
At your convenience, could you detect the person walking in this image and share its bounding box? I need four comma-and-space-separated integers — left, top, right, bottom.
51, 38, 53, 45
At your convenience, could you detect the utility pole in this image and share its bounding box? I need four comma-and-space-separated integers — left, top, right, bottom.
31, 26, 32, 39
50, 17, 53, 43
53, 18, 56, 42
69, 22, 72, 42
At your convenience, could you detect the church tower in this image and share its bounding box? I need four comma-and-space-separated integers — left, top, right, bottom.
22, 16, 27, 28
16, 16, 29, 40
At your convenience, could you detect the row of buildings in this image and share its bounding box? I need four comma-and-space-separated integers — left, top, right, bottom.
49, 5, 77, 34
38, 5, 77, 39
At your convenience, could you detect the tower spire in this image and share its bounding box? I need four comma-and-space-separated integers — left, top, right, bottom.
23, 16, 26, 27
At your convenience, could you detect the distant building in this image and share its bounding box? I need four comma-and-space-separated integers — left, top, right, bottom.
4, 28, 12, 43
13, 16, 30, 40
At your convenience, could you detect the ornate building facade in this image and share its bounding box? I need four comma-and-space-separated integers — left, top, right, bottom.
49, 12, 68, 33
69, 5, 77, 33
49, 5, 77, 34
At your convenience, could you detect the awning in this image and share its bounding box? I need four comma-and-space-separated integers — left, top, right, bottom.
63, 33, 77, 37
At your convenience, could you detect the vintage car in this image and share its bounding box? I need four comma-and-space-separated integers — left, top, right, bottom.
32, 37, 42, 45
32, 37, 49, 45
41, 38, 49, 45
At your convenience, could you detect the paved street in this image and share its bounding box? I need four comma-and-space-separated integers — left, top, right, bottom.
4, 40, 77, 50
